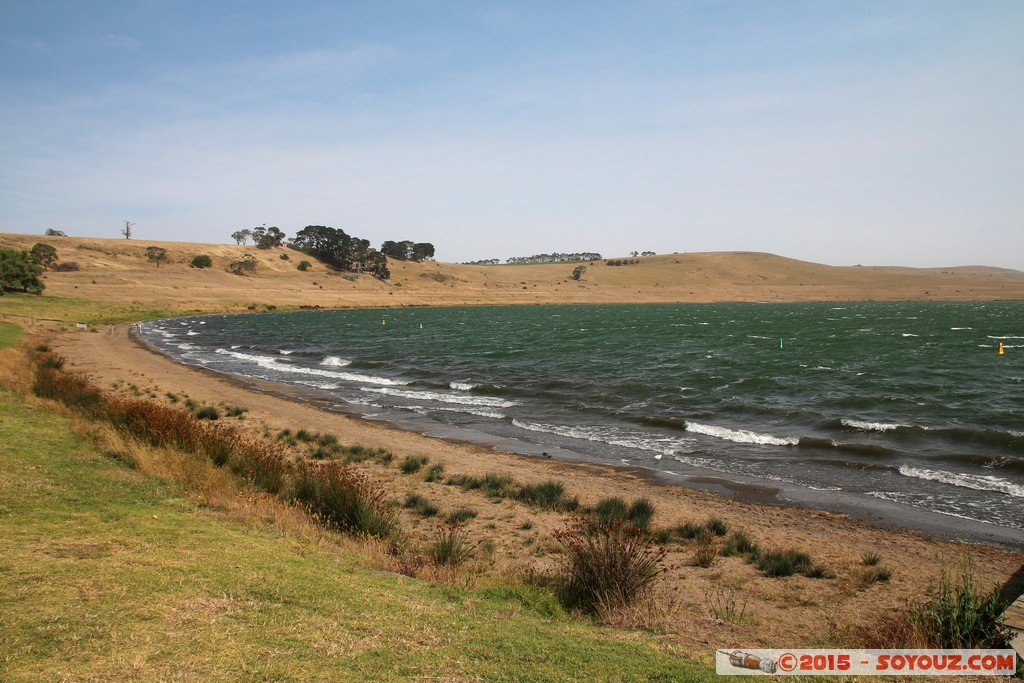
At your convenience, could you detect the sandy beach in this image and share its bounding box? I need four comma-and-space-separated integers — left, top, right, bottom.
49, 322, 1024, 649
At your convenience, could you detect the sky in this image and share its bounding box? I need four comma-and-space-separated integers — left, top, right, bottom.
2, 1, 1022, 268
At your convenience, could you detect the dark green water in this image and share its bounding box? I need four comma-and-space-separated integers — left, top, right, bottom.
142, 302, 1024, 532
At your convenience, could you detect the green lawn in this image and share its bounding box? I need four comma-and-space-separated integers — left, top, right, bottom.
0, 388, 712, 682
0, 321, 23, 348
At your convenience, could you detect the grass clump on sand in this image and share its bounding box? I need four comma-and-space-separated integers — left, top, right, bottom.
554, 516, 667, 615
515, 480, 580, 512
588, 496, 656, 531
403, 492, 440, 518
399, 454, 429, 474
755, 548, 833, 579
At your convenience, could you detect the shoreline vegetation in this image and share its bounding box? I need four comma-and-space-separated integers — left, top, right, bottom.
2, 232, 1024, 677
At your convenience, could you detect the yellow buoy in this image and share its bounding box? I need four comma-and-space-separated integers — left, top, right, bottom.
998, 342, 1004, 355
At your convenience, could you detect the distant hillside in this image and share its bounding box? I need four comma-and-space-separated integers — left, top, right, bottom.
2, 233, 1023, 318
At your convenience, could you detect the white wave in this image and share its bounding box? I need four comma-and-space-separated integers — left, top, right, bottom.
511, 420, 689, 456
423, 405, 506, 419
898, 465, 1024, 497
450, 382, 478, 391
685, 421, 798, 446
901, 333, 919, 337
362, 386, 518, 408
950, 327, 972, 330
186, 330, 199, 336
320, 356, 351, 367
989, 335, 1024, 339
278, 349, 294, 355
842, 418, 910, 432
177, 343, 195, 351
214, 348, 404, 385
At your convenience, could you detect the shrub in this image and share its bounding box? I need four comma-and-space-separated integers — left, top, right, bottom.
297, 260, 312, 271
54, 261, 80, 271
555, 517, 667, 614
279, 253, 289, 260
428, 524, 474, 568
190, 255, 213, 268
910, 565, 1010, 648
399, 455, 429, 474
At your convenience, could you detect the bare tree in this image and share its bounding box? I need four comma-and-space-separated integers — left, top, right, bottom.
122, 220, 134, 240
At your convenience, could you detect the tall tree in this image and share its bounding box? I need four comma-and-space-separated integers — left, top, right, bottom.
231, 229, 252, 245
121, 220, 134, 239
256, 226, 285, 249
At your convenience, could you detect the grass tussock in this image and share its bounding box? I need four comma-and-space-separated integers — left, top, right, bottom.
399, 455, 429, 474
288, 461, 398, 539
755, 548, 832, 579
587, 496, 656, 531
428, 523, 475, 568
403, 492, 440, 518
554, 516, 667, 615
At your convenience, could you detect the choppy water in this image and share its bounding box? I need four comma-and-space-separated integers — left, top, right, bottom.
141, 302, 1024, 531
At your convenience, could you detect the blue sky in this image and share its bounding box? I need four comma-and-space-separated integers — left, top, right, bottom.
2, 1, 1022, 268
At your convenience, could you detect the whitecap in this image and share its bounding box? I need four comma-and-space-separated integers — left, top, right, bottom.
320, 356, 351, 367
685, 421, 798, 446
842, 418, 910, 432
363, 386, 518, 408
898, 465, 1024, 497
511, 420, 690, 456
450, 382, 478, 391
214, 348, 403, 385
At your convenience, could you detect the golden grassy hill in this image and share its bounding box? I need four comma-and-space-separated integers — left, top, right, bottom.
2, 232, 1023, 318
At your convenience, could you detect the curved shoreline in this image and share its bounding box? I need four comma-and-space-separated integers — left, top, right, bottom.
130, 320, 1024, 549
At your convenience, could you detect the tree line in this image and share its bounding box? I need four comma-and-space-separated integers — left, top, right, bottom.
230, 225, 434, 280
500, 252, 603, 265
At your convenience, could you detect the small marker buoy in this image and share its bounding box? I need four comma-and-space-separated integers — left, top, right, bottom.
779, 339, 784, 349
998, 342, 1005, 355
